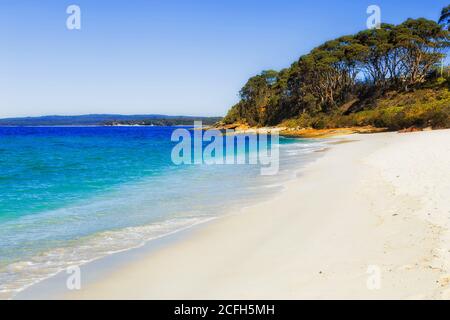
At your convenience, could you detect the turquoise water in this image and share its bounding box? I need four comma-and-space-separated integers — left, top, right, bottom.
0, 126, 325, 298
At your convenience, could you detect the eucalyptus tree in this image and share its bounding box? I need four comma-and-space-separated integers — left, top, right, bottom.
439, 5, 450, 29
354, 24, 397, 87
223, 15, 450, 127
237, 70, 279, 126
396, 18, 450, 87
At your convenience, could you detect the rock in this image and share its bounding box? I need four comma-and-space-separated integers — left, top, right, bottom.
398, 126, 423, 133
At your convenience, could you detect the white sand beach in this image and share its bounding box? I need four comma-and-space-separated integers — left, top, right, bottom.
66, 129, 450, 300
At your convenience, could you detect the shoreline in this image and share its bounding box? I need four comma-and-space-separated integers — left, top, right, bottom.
15, 216, 219, 300
17, 130, 450, 299
214, 123, 387, 138
13, 136, 328, 300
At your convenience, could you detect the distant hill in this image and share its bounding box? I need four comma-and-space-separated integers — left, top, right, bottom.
0, 114, 222, 126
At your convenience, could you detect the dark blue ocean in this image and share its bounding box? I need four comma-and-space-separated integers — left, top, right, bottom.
0, 126, 325, 298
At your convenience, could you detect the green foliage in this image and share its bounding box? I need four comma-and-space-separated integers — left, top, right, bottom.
225, 12, 450, 130
281, 86, 450, 130
439, 5, 450, 29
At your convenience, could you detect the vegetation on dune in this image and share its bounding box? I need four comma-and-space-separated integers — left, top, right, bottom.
280, 85, 450, 130
223, 8, 450, 131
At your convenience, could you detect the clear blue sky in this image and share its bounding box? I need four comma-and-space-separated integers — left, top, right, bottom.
1, 0, 448, 118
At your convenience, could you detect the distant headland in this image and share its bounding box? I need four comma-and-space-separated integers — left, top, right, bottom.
220, 12, 450, 135
0, 114, 222, 127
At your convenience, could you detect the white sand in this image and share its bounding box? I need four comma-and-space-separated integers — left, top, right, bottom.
67, 130, 450, 300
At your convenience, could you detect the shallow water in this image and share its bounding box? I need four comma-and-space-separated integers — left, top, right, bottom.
0, 126, 326, 298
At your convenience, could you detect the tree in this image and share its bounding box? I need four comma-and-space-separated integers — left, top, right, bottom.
237, 70, 279, 126
355, 24, 399, 87
223, 16, 450, 128
396, 19, 449, 87
439, 5, 450, 29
